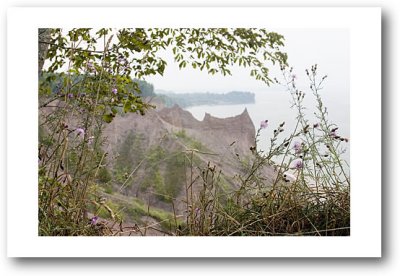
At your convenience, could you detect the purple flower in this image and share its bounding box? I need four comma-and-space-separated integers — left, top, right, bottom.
75, 128, 85, 136
87, 61, 96, 72
112, 87, 118, 94
260, 120, 268, 129
68, 93, 74, 99
330, 132, 338, 139
90, 216, 98, 225
293, 141, 303, 154
291, 158, 304, 170
330, 127, 339, 137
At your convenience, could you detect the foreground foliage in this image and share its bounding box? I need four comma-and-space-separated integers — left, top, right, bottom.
181, 66, 350, 236
38, 28, 287, 236
38, 28, 349, 236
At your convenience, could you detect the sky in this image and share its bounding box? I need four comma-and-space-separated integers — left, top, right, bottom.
45, 28, 350, 127
144, 29, 350, 98
144, 28, 350, 153
48, 28, 349, 99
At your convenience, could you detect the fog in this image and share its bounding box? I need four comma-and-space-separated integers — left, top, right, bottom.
145, 29, 350, 162
145, 28, 350, 100
48, 28, 349, 99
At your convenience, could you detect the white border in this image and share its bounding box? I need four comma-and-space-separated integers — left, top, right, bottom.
7, 7, 381, 257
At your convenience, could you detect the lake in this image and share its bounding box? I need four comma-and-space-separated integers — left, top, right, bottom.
185, 89, 350, 164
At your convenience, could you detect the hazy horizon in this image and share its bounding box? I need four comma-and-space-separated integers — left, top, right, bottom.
145, 29, 349, 100
145, 28, 350, 164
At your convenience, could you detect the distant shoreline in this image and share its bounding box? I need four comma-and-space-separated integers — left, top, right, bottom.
156, 91, 255, 108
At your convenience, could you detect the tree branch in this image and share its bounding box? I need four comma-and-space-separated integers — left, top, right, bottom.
39, 40, 106, 54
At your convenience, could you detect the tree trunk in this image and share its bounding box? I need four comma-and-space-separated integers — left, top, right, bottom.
38, 28, 51, 74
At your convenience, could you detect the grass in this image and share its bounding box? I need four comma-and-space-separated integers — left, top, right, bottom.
39, 56, 349, 237
178, 156, 350, 236
178, 65, 350, 236
88, 189, 181, 233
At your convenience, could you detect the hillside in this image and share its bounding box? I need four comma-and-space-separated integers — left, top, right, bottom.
100, 104, 275, 228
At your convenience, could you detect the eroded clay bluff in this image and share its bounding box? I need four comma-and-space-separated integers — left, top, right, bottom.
104, 104, 256, 158
102, 104, 276, 214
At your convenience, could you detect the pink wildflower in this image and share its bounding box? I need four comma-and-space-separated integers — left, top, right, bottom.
90, 216, 98, 225
330, 127, 339, 137
260, 120, 268, 129
87, 61, 94, 69
75, 128, 85, 137
291, 158, 304, 170
293, 141, 303, 154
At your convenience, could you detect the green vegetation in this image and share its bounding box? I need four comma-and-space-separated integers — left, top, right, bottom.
38, 125, 54, 147
113, 131, 188, 203
179, 66, 350, 236
175, 129, 207, 151
37, 28, 349, 237
114, 131, 145, 186
40, 27, 287, 235
164, 153, 186, 201
39, 72, 155, 106
88, 191, 180, 232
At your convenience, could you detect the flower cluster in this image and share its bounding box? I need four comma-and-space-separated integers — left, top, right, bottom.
273, 122, 285, 135
329, 127, 349, 142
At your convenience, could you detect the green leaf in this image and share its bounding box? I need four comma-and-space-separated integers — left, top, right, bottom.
123, 100, 131, 113
111, 107, 118, 114
102, 113, 115, 123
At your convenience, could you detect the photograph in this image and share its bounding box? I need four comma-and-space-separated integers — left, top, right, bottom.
6, 6, 382, 258
38, 27, 350, 237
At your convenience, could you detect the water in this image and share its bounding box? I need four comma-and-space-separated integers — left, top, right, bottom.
185, 89, 350, 164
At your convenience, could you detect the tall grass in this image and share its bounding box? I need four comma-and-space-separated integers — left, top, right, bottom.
180, 65, 350, 236
38, 35, 126, 236
39, 36, 349, 236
